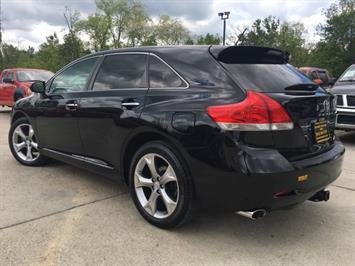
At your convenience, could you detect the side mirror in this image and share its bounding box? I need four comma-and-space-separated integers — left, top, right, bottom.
313, 79, 323, 85
30, 81, 46, 94
3, 78, 14, 84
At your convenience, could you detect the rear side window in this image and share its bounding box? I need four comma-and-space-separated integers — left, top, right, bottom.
7, 71, 14, 82
149, 56, 186, 88
221, 63, 312, 93
93, 54, 147, 90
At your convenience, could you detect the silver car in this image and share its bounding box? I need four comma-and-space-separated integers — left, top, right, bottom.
331, 64, 355, 130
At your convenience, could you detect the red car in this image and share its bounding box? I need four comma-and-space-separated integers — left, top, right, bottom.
0, 68, 53, 107
298, 67, 336, 88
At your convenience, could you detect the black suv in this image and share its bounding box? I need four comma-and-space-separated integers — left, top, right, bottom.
9, 46, 344, 228
331, 64, 355, 130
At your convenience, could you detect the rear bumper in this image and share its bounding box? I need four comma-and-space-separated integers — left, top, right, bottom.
192, 141, 345, 211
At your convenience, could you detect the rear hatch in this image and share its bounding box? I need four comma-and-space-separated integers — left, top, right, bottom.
210, 46, 337, 161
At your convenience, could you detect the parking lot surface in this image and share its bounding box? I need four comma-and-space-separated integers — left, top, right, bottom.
0, 107, 355, 265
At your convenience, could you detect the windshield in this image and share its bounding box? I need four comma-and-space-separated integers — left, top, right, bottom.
221, 63, 312, 92
16, 70, 54, 82
339, 65, 355, 82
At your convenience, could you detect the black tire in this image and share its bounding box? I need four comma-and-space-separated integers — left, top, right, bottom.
9, 117, 48, 166
129, 141, 194, 229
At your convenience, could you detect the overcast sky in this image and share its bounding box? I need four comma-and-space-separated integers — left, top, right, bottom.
1, 0, 333, 49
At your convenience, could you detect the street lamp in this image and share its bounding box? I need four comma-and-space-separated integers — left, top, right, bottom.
218, 11, 230, 46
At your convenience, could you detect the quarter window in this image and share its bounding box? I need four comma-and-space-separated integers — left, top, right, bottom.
149, 56, 185, 88
50, 57, 98, 94
93, 54, 147, 90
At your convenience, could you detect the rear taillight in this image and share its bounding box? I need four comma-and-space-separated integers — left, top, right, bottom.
207, 91, 293, 131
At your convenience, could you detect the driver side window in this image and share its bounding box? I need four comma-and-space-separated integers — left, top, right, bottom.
8, 72, 14, 82
50, 57, 98, 94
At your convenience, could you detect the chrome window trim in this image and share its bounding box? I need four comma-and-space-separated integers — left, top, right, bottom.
89, 51, 190, 91
90, 52, 149, 91
337, 107, 355, 113
149, 53, 190, 89
47, 55, 103, 94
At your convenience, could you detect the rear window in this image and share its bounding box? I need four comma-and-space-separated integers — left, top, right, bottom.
221, 63, 312, 92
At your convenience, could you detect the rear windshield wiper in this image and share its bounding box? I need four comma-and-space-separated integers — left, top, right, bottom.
339, 79, 355, 82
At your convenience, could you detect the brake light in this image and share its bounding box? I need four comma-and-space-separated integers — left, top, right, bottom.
207, 91, 293, 131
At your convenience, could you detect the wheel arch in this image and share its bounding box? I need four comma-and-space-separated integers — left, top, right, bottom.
121, 128, 195, 191
11, 110, 30, 124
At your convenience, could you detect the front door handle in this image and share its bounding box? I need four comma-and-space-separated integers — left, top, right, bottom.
65, 102, 79, 111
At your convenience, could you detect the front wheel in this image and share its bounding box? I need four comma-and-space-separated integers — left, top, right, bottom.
129, 141, 194, 229
9, 117, 48, 166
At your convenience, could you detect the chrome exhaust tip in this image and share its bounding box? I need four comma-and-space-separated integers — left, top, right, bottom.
236, 209, 267, 220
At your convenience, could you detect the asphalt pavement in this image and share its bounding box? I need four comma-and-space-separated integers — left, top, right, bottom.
0, 107, 354, 265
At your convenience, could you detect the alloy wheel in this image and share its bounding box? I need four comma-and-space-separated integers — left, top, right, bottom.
134, 153, 179, 219
12, 123, 40, 162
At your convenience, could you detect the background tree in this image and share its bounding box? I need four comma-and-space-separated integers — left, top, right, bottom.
184, 36, 194, 45
241, 16, 309, 66
307, 0, 355, 76
125, 1, 151, 46
0, 0, 352, 76
35, 33, 62, 71
154, 15, 189, 45
78, 14, 111, 52
63, 6, 85, 61
196, 33, 221, 45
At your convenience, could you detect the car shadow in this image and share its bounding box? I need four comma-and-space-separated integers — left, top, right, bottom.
171, 203, 336, 245
337, 130, 355, 145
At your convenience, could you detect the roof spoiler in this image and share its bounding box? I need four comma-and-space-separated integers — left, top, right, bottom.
210, 46, 290, 64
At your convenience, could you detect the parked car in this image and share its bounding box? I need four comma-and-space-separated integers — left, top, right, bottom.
8, 46, 344, 228
0, 68, 53, 107
299, 67, 336, 88
331, 64, 355, 130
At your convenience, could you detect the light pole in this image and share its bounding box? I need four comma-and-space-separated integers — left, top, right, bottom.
218, 11, 230, 46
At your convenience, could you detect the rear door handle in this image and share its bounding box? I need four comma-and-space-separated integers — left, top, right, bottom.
121, 102, 140, 107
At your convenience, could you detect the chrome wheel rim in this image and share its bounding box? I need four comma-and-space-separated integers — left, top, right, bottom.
134, 153, 179, 219
12, 123, 39, 162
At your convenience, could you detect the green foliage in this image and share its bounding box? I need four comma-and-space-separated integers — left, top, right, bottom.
154, 15, 190, 45
196, 33, 221, 45
141, 35, 158, 46
77, 13, 111, 52
241, 16, 309, 66
0, 0, 353, 76
184, 36, 194, 45
307, 0, 355, 77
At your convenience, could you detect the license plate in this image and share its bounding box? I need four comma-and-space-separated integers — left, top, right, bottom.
314, 120, 330, 143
